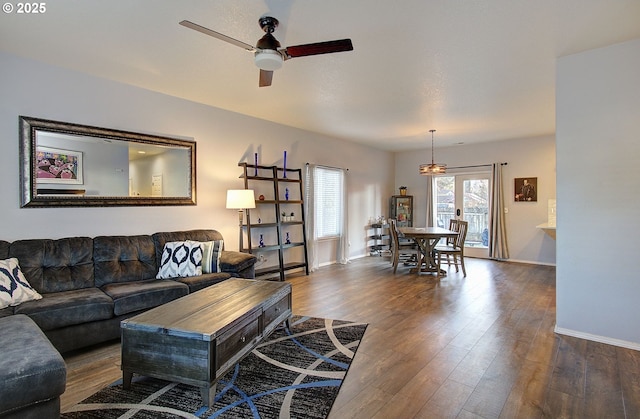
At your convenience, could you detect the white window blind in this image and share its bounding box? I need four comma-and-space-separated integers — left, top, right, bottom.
314, 166, 344, 239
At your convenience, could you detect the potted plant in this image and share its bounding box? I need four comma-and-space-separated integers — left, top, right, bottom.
399, 186, 407, 196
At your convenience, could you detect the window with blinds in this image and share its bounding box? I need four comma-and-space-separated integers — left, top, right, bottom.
314, 166, 344, 239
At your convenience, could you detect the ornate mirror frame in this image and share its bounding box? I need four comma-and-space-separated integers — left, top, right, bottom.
19, 116, 197, 207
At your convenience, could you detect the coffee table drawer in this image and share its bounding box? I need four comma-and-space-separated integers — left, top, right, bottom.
216, 311, 261, 373
264, 294, 291, 330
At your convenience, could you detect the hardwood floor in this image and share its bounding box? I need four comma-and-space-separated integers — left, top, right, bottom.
61, 257, 640, 418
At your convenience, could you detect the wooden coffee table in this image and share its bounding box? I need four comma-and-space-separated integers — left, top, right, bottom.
120, 278, 291, 407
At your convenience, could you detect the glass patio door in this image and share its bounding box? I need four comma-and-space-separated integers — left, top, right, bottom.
435, 173, 490, 258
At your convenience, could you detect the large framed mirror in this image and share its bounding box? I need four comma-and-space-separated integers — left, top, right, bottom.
19, 116, 196, 207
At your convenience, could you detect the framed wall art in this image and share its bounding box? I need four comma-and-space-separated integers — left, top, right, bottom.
36, 146, 84, 185
514, 177, 537, 202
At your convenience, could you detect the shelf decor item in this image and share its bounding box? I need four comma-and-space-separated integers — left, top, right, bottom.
254, 153, 258, 176
399, 186, 407, 196
283, 151, 287, 178
285, 232, 291, 244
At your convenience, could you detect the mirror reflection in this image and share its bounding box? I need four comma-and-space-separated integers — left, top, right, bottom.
20, 116, 196, 207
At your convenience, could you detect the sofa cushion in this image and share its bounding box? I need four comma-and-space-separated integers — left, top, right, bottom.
101, 279, 189, 316
156, 241, 203, 279
0, 258, 43, 309
220, 250, 257, 274
153, 230, 256, 278
152, 230, 224, 264
177, 272, 232, 293
9, 237, 94, 293
0, 314, 66, 417
0, 306, 13, 318
0, 240, 9, 259
94, 235, 157, 287
14, 287, 114, 331
201, 240, 223, 273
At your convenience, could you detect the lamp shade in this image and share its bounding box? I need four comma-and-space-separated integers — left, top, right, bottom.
226, 189, 256, 209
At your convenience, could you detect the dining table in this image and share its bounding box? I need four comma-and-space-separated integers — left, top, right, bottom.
398, 226, 458, 276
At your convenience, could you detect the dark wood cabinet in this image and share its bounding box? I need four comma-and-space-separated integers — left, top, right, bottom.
390, 195, 414, 227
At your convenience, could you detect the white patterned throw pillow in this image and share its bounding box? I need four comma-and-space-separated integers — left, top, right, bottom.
156, 241, 203, 279
201, 240, 223, 274
0, 258, 43, 309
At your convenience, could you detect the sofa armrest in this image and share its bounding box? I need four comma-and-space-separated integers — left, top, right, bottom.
219, 251, 257, 279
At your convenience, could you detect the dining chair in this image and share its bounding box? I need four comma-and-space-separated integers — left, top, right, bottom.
443, 218, 460, 246
389, 218, 419, 273
435, 220, 468, 277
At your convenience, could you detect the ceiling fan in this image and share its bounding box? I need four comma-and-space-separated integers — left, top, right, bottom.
179, 16, 353, 87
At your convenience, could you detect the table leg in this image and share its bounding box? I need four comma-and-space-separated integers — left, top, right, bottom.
201, 382, 217, 407
122, 370, 133, 390
425, 238, 438, 270
409, 238, 446, 276
409, 238, 428, 273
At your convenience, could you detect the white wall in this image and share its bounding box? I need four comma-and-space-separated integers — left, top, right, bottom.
0, 52, 394, 265
395, 135, 557, 265
556, 38, 640, 348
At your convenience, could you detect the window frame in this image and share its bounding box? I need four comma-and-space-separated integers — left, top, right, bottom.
313, 166, 344, 240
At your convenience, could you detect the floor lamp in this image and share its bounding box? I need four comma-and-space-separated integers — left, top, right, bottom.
226, 189, 256, 251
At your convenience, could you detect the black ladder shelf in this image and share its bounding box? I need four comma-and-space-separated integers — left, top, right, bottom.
239, 162, 309, 281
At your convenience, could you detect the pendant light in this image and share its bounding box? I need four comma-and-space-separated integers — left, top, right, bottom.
419, 129, 446, 175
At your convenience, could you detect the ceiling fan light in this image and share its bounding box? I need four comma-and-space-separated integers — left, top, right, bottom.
254, 50, 283, 71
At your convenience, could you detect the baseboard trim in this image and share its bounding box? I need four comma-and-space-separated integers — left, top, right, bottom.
359, 254, 556, 267
506, 258, 556, 267
318, 261, 335, 268
554, 326, 640, 351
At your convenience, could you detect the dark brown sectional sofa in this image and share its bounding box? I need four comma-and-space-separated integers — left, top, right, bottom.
0, 229, 257, 353
0, 229, 256, 418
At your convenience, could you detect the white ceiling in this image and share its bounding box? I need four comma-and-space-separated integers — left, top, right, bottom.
1, 1, 639, 151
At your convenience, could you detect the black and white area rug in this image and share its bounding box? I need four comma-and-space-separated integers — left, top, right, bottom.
62, 316, 367, 418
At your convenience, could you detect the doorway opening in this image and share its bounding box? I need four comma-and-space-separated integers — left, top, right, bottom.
434, 173, 491, 258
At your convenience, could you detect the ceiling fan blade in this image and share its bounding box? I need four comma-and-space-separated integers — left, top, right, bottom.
259, 70, 273, 87
284, 39, 353, 58
179, 20, 256, 52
